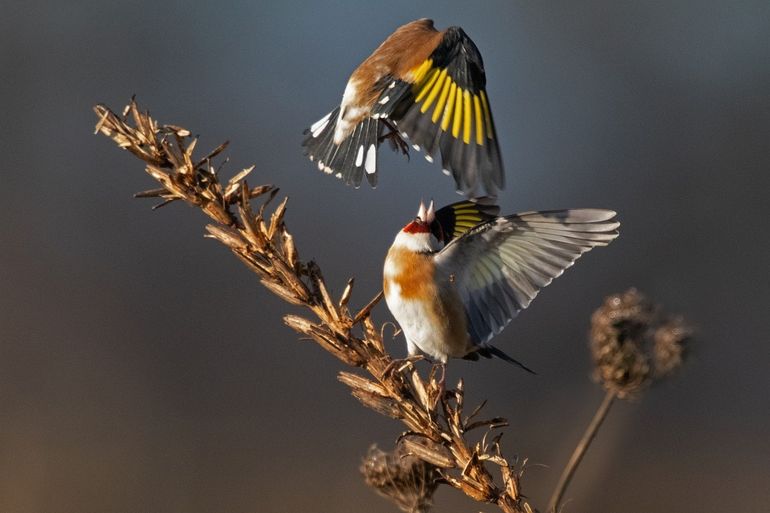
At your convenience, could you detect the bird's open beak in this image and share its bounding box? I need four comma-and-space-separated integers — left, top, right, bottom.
416, 200, 427, 222
426, 200, 435, 224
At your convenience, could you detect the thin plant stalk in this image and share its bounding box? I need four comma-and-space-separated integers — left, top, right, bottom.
548, 389, 616, 513
93, 100, 535, 513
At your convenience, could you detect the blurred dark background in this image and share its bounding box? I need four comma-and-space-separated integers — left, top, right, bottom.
1, 1, 769, 512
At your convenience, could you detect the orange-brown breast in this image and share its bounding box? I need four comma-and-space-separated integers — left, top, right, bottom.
383, 246, 437, 300
384, 245, 471, 358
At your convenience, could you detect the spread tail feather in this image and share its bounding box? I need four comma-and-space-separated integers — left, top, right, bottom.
302, 109, 381, 188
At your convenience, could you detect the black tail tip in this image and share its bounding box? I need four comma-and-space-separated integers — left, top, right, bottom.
476, 345, 537, 374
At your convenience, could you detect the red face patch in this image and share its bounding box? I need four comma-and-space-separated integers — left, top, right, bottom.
403, 220, 430, 234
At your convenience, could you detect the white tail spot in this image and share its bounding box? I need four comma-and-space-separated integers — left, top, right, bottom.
365, 144, 377, 174
310, 112, 332, 137
355, 145, 364, 167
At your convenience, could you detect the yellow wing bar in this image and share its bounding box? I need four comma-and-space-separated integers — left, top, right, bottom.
450, 204, 487, 238
409, 60, 494, 145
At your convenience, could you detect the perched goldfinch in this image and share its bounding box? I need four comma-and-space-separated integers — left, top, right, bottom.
383, 200, 620, 370
303, 18, 504, 196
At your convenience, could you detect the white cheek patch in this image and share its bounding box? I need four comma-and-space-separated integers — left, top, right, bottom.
393, 231, 439, 253
364, 144, 377, 174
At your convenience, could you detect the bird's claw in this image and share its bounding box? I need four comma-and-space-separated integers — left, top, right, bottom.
382, 354, 425, 378
429, 363, 447, 409
379, 121, 410, 159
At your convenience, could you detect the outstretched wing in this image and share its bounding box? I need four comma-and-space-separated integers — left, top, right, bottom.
372, 27, 504, 196
430, 197, 499, 244
434, 209, 620, 344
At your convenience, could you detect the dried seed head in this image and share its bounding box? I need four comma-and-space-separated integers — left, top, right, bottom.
653, 316, 691, 378
590, 289, 653, 397
590, 288, 691, 398
361, 444, 440, 513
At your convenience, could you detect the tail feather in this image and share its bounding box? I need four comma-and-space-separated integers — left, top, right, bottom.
302, 109, 381, 188
469, 344, 536, 374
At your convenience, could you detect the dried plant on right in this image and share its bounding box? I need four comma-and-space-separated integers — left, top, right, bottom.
548, 288, 692, 513
94, 99, 692, 513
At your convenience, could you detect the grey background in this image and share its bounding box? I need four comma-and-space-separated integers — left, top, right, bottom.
1, 1, 769, 512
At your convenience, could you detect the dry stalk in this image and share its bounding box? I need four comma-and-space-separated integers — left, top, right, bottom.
94, 99, 535, 513
547, 289, 692, 513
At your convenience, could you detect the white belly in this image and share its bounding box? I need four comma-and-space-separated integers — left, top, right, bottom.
384, 282, 470, 363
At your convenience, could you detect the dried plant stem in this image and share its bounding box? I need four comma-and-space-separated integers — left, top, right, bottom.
93, 99, 535, 513
548, 389, 616, 513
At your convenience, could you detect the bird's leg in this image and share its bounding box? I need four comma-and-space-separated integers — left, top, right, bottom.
378, 119, 410, 159
430, 362, 447, 410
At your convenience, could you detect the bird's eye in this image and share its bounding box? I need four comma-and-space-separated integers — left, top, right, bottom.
414, 216, 422, 223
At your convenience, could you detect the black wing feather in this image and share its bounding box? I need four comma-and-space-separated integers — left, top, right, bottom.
373, 27, 505, 197
431, 197, 500, 244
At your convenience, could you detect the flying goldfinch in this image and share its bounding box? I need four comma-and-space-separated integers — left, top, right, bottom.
383, 200, 620, 370
303, 18, 504, 196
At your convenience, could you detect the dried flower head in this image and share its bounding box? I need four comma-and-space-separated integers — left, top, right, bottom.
361, 443, 440, 513
652, 316, 691, 377
590, 288, 691, 398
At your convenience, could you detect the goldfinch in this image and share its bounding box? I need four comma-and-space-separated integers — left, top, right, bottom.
383, 200, 620, 370
303, 18, 504, 196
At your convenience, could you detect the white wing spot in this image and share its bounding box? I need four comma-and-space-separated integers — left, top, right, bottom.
355, 145, 364, 167
365, 144, 377, 175
412, 144, 420, 151
388, 81, 396, 89
379, 95, 390, 104
335, 172, 342, 178
425, 154, 434, 163
442, 169, 451, 176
